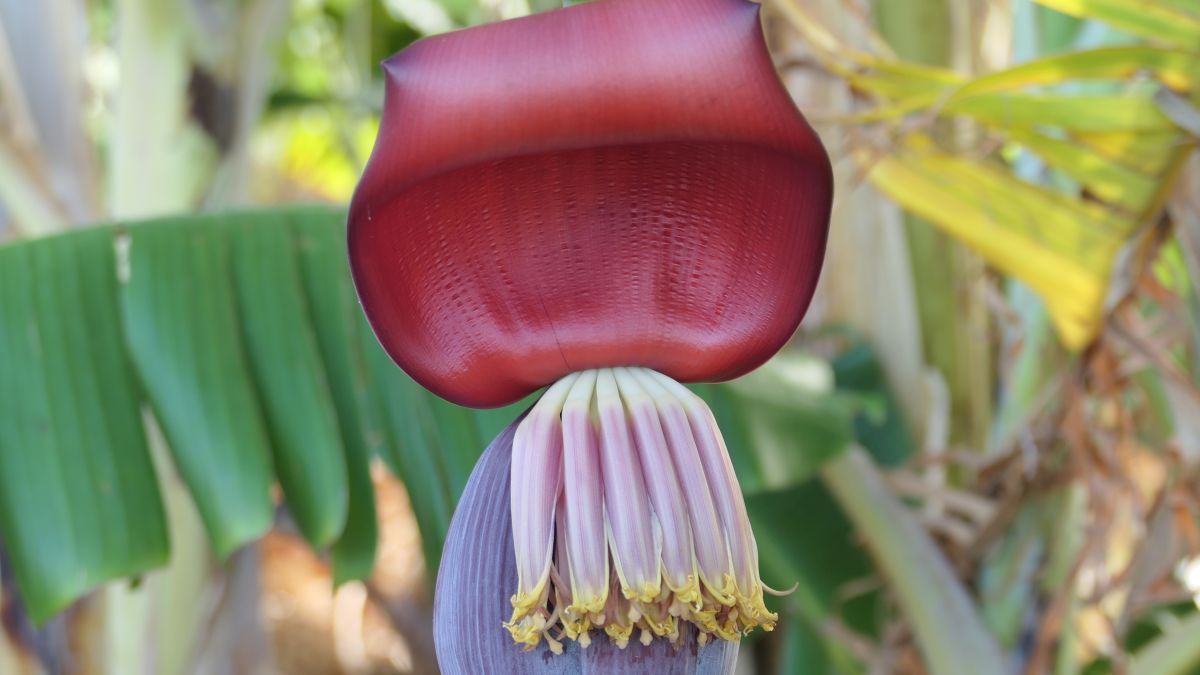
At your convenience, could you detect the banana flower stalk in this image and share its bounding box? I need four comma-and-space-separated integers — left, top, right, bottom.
348, 0, 833, 671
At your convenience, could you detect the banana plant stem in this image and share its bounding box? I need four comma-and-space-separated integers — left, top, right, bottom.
821, 446, 1008, 675
0, 142, 65, 237
1130, 612, 1200, 675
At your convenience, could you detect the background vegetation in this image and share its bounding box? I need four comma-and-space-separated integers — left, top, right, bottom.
0, 0, 1198, 673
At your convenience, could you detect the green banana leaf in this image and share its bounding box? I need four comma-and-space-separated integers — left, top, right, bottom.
0, 207, 528, 621
0, 206, 905, 633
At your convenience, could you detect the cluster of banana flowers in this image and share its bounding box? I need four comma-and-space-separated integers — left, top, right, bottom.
348, 0, 832, 671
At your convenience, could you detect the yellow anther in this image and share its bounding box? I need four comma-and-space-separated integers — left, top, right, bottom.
604, 620, 634, 647
510, 589, 547, 617
567, 594, 606, 617
504, 615, 548, 651
625, 581, 659, 603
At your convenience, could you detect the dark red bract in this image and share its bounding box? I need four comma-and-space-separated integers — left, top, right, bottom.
349, 0, 833, 408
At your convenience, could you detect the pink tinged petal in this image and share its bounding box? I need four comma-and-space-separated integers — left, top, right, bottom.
433, 417, 739, 674
646, 372, 773, 626
554, 490, 574, 610
595, 369, 661, 603
612, 368, 698, 604
510, 425, 560, 601
630, 369, 733, 606
701, 415, 759, 597
508, 374, 579, 644
646, 372, 756, 585
561, 370, 609, 618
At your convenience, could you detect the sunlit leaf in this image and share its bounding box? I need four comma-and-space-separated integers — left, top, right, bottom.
1031, 0, 1200, 50
1001, 126, 1159, 212
953, 46, 1200, 95
953, 93, 1173, 132
852, 89, 1176, 131
1071, 130, 1184, 177
862, 137, 1132, 348
845, 66, 961, 101
844, 47, 1199, 128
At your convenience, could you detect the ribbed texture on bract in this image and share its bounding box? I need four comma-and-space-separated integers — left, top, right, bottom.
349, 0, 833, 408
433, 417, 739, 674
